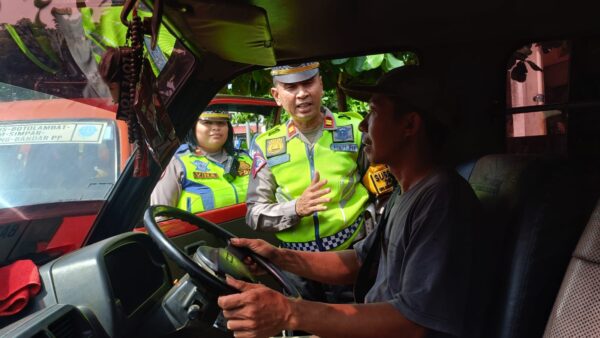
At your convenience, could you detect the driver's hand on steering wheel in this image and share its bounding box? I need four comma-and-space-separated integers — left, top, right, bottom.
230, 238, 282, 275
218, 276, 296, 338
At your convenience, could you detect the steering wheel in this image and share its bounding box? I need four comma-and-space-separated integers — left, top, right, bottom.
143, 205, 300, 297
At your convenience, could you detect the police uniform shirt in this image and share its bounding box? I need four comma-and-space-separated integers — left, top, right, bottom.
150, 147, 229, 207
245, 107, 367, 232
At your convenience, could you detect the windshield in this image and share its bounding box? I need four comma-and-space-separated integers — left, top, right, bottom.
0, 116, 118, 208
0, 1, 177, 264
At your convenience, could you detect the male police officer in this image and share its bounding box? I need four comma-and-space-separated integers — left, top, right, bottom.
246, 63, 370, 301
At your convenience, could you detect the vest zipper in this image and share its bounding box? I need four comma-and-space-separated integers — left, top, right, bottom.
229, 181, 239, 204
305, 143, 325, 251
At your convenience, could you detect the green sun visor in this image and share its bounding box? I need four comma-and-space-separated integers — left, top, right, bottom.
162, 1, 275, 66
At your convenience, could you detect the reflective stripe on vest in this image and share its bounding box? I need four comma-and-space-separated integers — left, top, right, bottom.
177, 153, 252, 214
281, 214, 365, 251
255, 112, 369, 251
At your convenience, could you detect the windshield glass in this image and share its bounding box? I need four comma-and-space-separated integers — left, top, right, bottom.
0, 1, 177, 264
0, 115, 118, 208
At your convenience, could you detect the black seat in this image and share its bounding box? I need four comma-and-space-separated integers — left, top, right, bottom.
463, 154, 596, 338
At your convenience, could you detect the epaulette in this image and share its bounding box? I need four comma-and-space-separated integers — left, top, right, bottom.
266, 125, 282, 136
337, 111, 364, 120
254, 125, 281, 144
175, 143, 191, 155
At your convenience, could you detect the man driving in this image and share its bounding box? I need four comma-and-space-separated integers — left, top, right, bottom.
217, 65, 493, 338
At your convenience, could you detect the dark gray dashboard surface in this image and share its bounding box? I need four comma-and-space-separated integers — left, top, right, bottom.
0, 232, 170, 338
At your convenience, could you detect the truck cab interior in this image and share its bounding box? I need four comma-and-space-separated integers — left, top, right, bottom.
0, 0, 599, 337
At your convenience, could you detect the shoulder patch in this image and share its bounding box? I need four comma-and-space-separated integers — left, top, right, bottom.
251, 152, 267, 178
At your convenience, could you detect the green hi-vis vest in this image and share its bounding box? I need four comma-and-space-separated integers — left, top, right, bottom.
177, 152, 252, 214
254, 111, 369, 251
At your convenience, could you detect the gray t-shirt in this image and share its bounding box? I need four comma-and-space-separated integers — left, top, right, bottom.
354, 169, 484, 337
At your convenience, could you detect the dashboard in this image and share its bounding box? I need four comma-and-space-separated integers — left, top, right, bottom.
0, 232, 172, 338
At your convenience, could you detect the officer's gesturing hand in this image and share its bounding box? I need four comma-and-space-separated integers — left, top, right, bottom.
295, 171, 331, 217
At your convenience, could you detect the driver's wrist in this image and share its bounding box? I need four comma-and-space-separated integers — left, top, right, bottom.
273, 246, 299, 271
285, 297, 303, 331
270, 246, 286, 266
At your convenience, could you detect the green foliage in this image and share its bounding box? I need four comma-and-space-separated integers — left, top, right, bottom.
326, 52, 419, 87
230, 112, 259, 124
321, 89, 369, 115
222, 51, 419, 113
223, 69, 273, 97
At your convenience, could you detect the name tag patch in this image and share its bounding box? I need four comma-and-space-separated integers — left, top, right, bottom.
332, 125, 354, 143
193, 172, 218, 179
265, 137, 286, 157
267, 153, 291, 167
330, 143, 358, 152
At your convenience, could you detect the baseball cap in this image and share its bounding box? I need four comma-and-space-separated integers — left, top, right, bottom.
199, 110, 231, 121
271, 62, 320, 84
341, 65, 457, 128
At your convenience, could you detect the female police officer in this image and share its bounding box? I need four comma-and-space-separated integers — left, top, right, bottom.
150, 111, 252, 213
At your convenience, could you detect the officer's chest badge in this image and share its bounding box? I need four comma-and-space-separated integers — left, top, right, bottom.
193, 160, 209, 172
237, 161, 251, 176
332, 125, 354, 143
265, 137, 286, 158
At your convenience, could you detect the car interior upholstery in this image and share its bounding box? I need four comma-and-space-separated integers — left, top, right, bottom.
543, 198, 600, 337
463, 154, 598, 338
